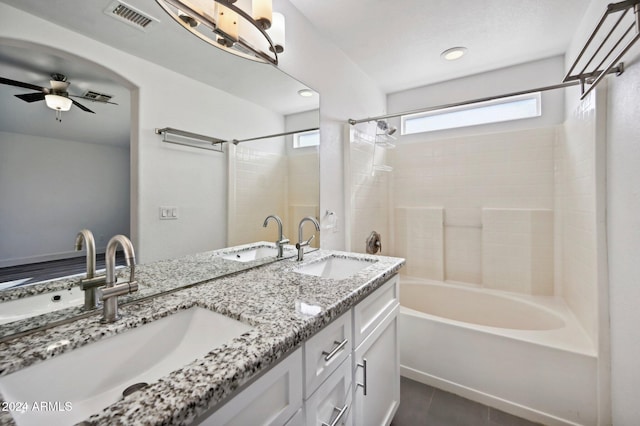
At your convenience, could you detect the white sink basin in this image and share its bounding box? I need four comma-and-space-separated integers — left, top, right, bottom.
222, 246, 279, 262
0, 307, 253, 426
0, 286, 84, 325
294, 256, 376, 280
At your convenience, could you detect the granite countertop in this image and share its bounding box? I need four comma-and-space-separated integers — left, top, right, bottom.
0, 242, 298, 339
0, 248, 404, 425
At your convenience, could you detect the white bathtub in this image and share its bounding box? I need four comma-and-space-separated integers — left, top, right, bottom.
399, 277, 598, 426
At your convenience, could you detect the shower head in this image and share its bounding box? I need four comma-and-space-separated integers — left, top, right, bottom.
376, 120, 397, 136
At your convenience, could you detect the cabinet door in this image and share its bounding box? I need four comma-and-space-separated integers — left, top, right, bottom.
353, 306, 400, 426
198, 348, 302, 426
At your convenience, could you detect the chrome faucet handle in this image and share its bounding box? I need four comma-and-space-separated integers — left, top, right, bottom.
79, 276, 107, 290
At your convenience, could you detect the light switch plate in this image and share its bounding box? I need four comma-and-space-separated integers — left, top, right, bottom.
159, 206, 178, 220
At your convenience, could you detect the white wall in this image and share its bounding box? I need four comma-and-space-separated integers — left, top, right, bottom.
566, 1, 640, 424
0, 3, 284, 263
0, 131, 129, 266
274, 0, 387, 250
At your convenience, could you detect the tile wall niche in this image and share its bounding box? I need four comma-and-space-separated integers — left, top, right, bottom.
390, 127, 557, 295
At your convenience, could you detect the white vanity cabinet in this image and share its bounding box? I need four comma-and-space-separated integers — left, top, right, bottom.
352, 275, 400, 426
198, 348, 303, 426
198, 274, 399, 426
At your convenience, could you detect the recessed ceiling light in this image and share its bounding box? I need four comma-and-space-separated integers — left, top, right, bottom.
298, 89, 314, 97
441, 47, 467, 61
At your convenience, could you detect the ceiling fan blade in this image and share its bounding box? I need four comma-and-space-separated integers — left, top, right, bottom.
15, 92, 46, 103
71, 99, 95, 114
0, 77, 45, 92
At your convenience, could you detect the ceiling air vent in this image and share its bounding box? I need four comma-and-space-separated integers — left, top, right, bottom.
83, 91, 114, 103
104, 1, 158, 31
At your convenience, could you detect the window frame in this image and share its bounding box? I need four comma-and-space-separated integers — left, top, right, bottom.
400, 92, 542, 136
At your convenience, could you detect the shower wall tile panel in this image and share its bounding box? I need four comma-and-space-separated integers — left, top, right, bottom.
392, 127, 556, 287
349, 124, 391, 254
555, 94, 599, 342
482, 208, 554, 295
229, 147, 287, 245
394, 207, 444, 280
288, 151, 319, 242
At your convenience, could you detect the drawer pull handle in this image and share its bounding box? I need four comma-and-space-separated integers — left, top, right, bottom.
322, 339, 348, 361
321, 404, 349, 426
357, 358, 368, 396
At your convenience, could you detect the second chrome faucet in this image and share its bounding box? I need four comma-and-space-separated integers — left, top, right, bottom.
296, 216, 320, 261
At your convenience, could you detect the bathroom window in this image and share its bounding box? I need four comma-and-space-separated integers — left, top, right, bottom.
293, 129, 320, 148
401, 92, 541, 135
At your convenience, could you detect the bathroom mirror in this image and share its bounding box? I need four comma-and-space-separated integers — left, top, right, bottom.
0, 12, 319, 338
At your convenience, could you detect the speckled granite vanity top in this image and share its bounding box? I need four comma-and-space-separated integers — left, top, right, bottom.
0, 242, 297, 338
0, 248, 404, 425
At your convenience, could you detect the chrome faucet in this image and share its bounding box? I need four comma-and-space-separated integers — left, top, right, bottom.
263, 215, 289, 258
296, 216, 320, 261
75, 229, 105, 310
98, 235, 138, 323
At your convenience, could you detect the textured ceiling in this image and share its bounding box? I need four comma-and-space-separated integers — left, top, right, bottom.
289, 0, 591, 93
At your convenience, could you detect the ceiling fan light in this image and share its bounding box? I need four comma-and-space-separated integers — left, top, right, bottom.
45, 94, 73, 111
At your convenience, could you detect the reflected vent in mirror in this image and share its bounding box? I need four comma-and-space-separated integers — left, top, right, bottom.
82, 91, 113, 103
104, 1, 158, 31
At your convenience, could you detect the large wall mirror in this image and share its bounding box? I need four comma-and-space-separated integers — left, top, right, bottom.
0, 2, 319, 339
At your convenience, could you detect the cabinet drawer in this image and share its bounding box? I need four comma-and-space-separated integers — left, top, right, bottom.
353, 275, 399, 348
199, 348, 302, 426
305, 355, 353, 426
304, 310, 352, 397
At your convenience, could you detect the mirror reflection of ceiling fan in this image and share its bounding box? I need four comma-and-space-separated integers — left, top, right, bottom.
0, 73, 117, 122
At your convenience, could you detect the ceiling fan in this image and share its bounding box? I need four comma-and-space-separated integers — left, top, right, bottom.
0, 73, 116, 122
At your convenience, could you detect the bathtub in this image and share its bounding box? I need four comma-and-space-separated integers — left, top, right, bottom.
399, 277, 598, 426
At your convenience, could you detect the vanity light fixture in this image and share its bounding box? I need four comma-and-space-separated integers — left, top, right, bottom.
297, 89, 314, 97
441, 46, 467, 61
156, 0, 285, 65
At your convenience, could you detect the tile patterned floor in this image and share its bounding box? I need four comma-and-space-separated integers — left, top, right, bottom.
391, 377, 542, 426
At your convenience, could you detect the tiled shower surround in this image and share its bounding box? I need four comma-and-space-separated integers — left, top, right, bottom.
391, 127, 556, 294
228, 144, 319, 247
349, 110, 599, 343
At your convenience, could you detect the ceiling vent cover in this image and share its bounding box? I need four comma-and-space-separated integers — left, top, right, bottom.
83, 91, 114, 103
104, 1, 158, 31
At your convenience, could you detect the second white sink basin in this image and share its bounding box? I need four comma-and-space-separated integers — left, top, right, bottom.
222, 246, 279, 262
0, 286, 84, 325
294, 256, 376, 280
0, 307, 253, 426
